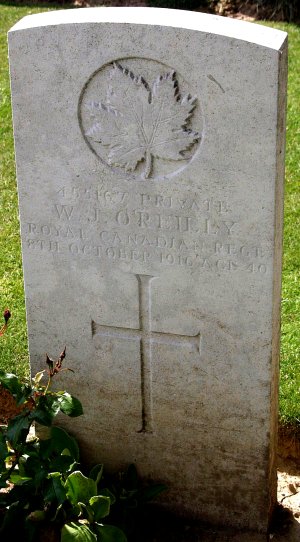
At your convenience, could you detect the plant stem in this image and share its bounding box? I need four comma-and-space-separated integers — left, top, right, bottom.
44, 374, 52, 396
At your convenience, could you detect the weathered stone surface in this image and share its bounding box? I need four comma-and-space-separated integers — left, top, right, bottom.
8, 7, 287, 532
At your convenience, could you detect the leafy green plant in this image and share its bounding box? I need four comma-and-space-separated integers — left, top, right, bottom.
0, 312, 166, 541
0, 342, 127, 541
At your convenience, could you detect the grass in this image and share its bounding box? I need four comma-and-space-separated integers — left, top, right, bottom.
0, 4, 66, 376
0, 4, 299, 424
262, 22, 300, 425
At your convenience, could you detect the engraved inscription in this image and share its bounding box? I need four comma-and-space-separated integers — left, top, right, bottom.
92, 273, 201, 433
24, 183, 269, 275
79, 59, 203, 180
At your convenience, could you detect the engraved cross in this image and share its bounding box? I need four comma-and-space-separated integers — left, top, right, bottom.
92, 274, 201, 433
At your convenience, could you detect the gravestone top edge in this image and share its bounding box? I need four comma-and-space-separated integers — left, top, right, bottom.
8, 7, 287, 51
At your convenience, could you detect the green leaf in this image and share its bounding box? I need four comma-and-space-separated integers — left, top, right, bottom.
59, 393, 83, 418
29, 395, 61, 426
38, 426, 79, 464
61, 522, 97, 542
94, 524, 127, 542
49, 454, 76, 474
89, 464, 104, 485
89, 495, 110, 521
6, 412, 31, 447
78, 502, 94, 523
96, 488, 116, 506
18, 456, 27, 477
45, 472, 67, 505
0, 372, 24, 401
51, 426, 80, 461
52, 502, 67, 523
18, 384, 33, 405
0, 432, 8, 463
65, 471, 97, 506
21, 454, 44, 477
33, 466, 48, 489
27, 509, 46, 522
9, 474, 32, 485
29, 409, 53, 426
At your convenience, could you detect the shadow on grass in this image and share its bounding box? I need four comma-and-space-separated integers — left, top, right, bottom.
0, 0, 74, 7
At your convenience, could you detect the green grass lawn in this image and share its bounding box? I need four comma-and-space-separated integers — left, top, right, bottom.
272, 21, 300, 425
0, 4, 66, 377
0, 4, 299, 424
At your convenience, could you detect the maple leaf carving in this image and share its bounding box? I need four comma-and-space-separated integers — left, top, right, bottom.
85, 62, 200, 179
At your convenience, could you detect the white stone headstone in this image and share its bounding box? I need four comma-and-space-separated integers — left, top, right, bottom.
9, 7, 287, 532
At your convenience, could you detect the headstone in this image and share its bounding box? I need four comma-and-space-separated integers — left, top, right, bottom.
8, 7, 287, 532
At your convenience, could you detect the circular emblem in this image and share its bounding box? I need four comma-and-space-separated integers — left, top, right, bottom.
79, 58, 204, 180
